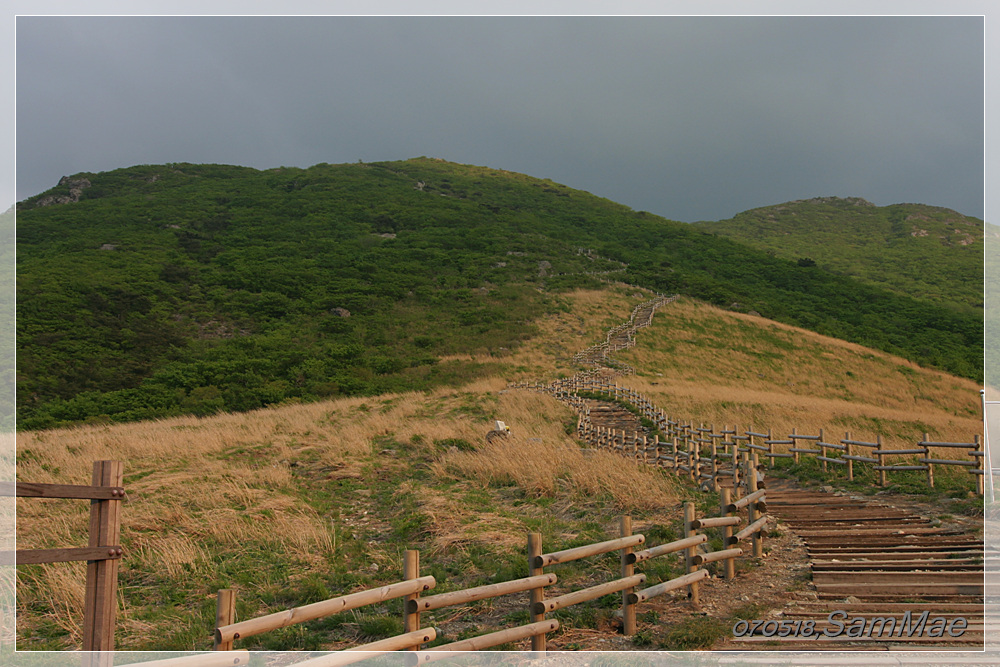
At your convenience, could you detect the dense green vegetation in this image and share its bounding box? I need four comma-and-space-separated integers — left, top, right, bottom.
16, 159, 983, 429
693, 196, 983, 312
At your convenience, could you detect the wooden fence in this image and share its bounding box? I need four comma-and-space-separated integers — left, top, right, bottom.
570, 294, 678, 375
212, 503, 767, 656
515, 373, 984, 496
1, 460, 125, 653
5, 460, 765, 657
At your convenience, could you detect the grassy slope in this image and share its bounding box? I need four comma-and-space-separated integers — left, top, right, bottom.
617, 297, 980, 442
693, 196, 983, 312
15, 287, 982, 652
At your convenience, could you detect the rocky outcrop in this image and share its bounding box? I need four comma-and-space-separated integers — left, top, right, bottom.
34, 176, 91, 207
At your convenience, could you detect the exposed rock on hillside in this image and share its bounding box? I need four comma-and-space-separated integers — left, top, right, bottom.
34, 176, 91, 207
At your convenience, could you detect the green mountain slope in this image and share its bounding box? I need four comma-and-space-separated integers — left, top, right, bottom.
15, 160, 983, 429
693, 196, 983, 312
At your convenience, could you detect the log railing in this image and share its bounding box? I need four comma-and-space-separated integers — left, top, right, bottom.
214, 576, 437, 652
526, 518, 645, 649
517, 372, 983, 496
402, 547, 559, 656
214, 514, 722, 654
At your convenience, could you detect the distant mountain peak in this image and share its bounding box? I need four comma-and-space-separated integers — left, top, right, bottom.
789, 196, 876, 207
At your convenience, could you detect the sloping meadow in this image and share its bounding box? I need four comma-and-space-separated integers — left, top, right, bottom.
13, 287, 983, 650
15, 376, 680, 651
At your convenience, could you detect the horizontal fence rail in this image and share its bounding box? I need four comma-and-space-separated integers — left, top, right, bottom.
414, 620, 559, 661
629, 569, 710, 604
215, 576, 436, 648
628, 534, 707, 565
408, 574, 557, 613
533, 574, 646, 614
535, 534, 644, 568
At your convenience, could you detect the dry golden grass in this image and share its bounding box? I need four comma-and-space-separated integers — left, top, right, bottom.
433, 387, 679, 511
613, 298, 982, 449
406, 481, 526, 555
438, 435, 678, 510
15, 563, 85, 645
15, 364, 678, 649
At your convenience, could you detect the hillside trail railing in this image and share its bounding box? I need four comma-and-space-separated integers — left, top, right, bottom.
512, 292, 983, 496
214, 509, 756, 658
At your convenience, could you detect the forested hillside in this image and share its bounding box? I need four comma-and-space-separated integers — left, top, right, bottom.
693, 196, 983, 312
15, 159, 983, 429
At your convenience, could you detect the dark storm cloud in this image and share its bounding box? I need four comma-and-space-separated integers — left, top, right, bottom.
15, 15, 983, 221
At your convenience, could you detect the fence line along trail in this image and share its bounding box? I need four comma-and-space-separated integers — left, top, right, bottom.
513, 287, 986, 651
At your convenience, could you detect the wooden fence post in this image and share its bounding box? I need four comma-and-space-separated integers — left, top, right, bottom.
791, 427, 799, 464
876, 435, 886, 487
924, 432, 935, 488
766, 428, 774, 471
528, 533, 546, 653
710, 425, 719, 492
819, 428, 827, 474
683, 502, 700, 608
748, 457, 763, 559
82, 460, 124, 653
403, 549, 421, 650
692, 436, 700, 483
733, 424, 742, 475
974, 435, 984, 496
720, 488, 735, 580
620, 516, 636, 635
845, 431, 854, 481
215, 589, 236, 650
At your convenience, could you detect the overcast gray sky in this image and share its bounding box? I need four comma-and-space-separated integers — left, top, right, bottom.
13, 12, 985, 222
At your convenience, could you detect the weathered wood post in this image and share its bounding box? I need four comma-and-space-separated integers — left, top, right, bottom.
683, 502, 700, 608
83, 460, 124, 654
692, 434, 701, 483
732, 424, 742, 477
214, 589, 236, 650
710, 434, 719, 492
403, 549, 421, 649
876, 435, 887, 487
766, 428, 774, 471
845, 431, 854, 481
791, 427, 799, 464
974, 435, 984, 496
748, 456, 763, 558
620, 516, 636, 635
528, 533, 546, 653
924, 432, 935, 488
819, 428, 827, 474
720, 488, 735, 580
